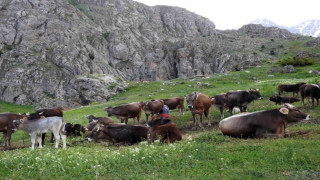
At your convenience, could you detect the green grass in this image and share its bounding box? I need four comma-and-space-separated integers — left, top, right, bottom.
1, 58, 320, 179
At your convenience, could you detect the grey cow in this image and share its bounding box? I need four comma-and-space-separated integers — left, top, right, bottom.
13, 116, 67, 150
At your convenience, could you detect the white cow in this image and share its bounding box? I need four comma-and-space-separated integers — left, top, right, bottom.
13, 116, 66, 150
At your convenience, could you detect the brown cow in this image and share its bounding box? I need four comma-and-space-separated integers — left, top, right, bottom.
86, 115, 114, 124
140, 100, 164, 122
86, 123, 148, 144
0, 113, 24, 147
160, 96, 184, 115
185, 92, 211, 130
104, 103, 141, 124
219, 104, 310, 138
147, 118, 182, 143
299, 84, 320, 106
278, 82, 306, 97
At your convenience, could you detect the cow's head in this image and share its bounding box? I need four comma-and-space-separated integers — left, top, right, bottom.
249, 88, 263, 100
86, 115, 96, 123
13, 116, 28, 129
297, 82, 306, 87
185, 92, 198, 109
140, 102, 148, 111
86, 123, 104, 142
279, 103, 310, 122
269, 95, 280, 102
83, 119, 98, 131
103, 107, 113, 117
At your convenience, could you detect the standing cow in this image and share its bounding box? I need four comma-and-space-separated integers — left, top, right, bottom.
299, 84, 320, 106
160, 96, 184, 115
28, 108, 64, 145
140, 100, 164, 123
13, 116, 66, 150
185, 92, 211, 130
278, 82, 306, 97
225, 89, 263, 115
0, 113, 24, 147
211, 93, 227, 119
104, 102, 142, 124
219, 104, 310, 138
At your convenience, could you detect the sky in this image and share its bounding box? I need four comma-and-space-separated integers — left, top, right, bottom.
134, 0, 320, 30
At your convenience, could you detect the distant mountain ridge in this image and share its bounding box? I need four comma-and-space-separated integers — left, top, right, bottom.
250, 18, 320, 37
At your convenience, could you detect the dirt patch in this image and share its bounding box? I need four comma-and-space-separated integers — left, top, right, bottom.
0, 146, 26, 151
285, 130, 310, 138
179, 121, 219, 134
302, 118, 320, 124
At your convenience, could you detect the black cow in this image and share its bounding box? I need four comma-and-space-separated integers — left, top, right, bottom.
278, 82, 306, 97
299, 84, 320, 106
269, 95, 300, 105
225, 89, 263, 115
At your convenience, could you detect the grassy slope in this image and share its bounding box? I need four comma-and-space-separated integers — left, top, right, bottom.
1, 41, 320, 179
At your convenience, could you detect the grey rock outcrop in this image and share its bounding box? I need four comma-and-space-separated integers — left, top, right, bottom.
282, 65, 295, 73
0, 0, 305, 108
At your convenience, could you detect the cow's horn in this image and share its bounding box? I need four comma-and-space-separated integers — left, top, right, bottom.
279, 107, 289, 115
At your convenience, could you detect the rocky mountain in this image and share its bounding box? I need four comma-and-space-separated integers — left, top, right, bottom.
0, 0, 308, 108
250, 18, 320, 37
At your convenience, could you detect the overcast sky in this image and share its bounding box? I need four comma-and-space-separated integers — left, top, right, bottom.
134, 0, 320, 30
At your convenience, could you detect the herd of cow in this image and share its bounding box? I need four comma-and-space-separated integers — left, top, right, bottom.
0, 82, 319, 150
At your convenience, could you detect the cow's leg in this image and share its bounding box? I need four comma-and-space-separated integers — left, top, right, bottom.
41, 133, 46, 146
307, 97, 311, 105
30, 133, 37, 150
205, 109, 211, 127
3, 132, 8, 147
37, 135, 43, 148
133, 117, 136, 124
125, 118, 128, 124
191, 113, 197, 130
243, 106, 247, 112
228, 106, 234, 116
146, 114, 150, 123
7, 132, 12, 147
199, 113, 204, 130
219, 107, 224, 119
60, 133, 66, 149
53, 131, 60, 148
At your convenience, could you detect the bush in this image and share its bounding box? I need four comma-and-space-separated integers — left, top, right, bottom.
278, 57, 315, 66
88, 53, 95, 60
102, 32, 110, 40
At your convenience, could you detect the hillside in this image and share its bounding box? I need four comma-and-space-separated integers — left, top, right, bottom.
1, 0, 317, 108
1, 60, 320, 179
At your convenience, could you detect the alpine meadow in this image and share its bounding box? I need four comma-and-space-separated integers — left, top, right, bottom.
1, 0, 320, 179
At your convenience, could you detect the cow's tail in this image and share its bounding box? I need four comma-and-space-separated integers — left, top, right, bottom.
60, 117, 67, 135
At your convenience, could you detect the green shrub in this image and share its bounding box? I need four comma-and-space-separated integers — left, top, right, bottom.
88, 53, 95, 60
278, 57, 315, 66
102, 32, 110, 40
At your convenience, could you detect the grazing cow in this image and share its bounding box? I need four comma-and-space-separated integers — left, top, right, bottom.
86, 123, 148, 144
278, 82, 306, 97
140, 100, 164, 122
299, 84, 320, 106
86, 115, 114, 124
211, 93, 227, 119
65, 123, 83, 136
219, 104, 310, 138
185, 92, 211, 130
28, 108, 64, 145
225, 89, 263, 115
269, 95, 300, 105
104, 103, 141, 124
0, 113, 24, 147
160, 96, 184, 115
147, 118, 182, 143
13, 116, 66, 149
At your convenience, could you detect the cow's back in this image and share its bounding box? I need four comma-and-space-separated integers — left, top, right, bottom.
226, 91, 249, 106
194, 93, 211, 111
36, 109, 63, 117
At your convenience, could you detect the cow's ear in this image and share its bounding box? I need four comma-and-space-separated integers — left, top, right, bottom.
279, 108, 289, 115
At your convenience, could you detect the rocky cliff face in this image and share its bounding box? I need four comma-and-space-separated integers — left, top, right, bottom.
0, 0, 304, 108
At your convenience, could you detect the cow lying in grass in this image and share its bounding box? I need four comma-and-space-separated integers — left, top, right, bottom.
147, 115, 182, 143
219, 104, 310, 138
